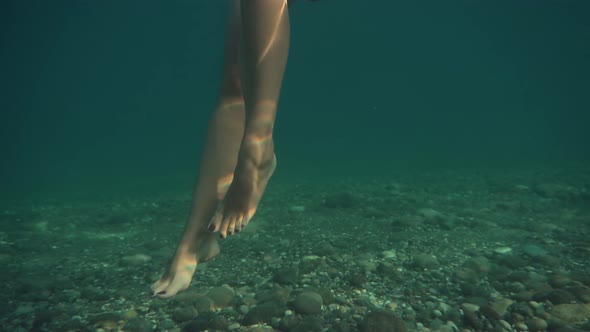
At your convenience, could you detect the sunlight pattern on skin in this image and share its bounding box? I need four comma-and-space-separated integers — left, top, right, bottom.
257, 1, 288, 65
217, 173, 234, 199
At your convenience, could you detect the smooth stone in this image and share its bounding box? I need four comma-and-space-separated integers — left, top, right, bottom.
207, 285, 235, 308
120, 254, 151, 266
291, 316, 323, 332
243, 302, 286, 326
360, 310, 407, 332
526, 317, 548, 331
125, 318, 153, 332
522, 244, 548, 257
172, 306, 198, 323
273, 267, 299, 285
461, 303, 480, 313
494, 247, 512, 254
463, 256, 491, 273
412, 253, 440, 270
550, 303, 590, 324
491, 298, 514, 317
293, 292, 323, 315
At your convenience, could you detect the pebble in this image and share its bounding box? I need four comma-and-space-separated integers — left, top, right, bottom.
491, 298, 513, 317
460, 303, 479, 313
242, 302, 286, 325
120, 254, 151, 266
172, 306, 198, 323
525, 317, 548, 331
289, 205, 306, 212
412, 253, 440, 270
417, 208, 443, 220
228, 322, 241, 330
382, 250, 397, 259
498, 319, 513, 332
494, 247, 512, 254
273, 267, 299, 285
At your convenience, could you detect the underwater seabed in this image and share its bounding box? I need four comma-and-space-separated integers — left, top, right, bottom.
1, 165, 589, 332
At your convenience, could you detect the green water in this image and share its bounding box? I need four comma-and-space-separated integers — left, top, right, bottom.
1, 0, 589, 203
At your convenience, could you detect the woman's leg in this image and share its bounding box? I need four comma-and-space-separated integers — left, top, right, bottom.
208, 0, 290, 238
151, 0, 246, 298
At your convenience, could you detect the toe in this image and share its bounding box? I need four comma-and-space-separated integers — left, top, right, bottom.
242, 215, 252, 229
151, 279, 170, 295
208, 211, 223, 232
156, 276, 190, 299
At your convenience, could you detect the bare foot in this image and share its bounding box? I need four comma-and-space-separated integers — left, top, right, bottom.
151, 234, 219, 298
208, 141, 276, 238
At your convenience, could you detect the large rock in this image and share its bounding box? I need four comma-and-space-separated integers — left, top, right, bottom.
360, 310, 407, 332
551, 303, 590, 324
293, 292, 323, 315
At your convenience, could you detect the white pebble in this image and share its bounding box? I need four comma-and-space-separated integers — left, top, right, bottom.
494, 247, 512, 254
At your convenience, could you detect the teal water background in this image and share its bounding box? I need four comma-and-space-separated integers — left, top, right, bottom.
2, 0, 589, 203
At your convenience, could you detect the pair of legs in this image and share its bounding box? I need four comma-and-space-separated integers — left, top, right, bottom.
152, 0, 290, 298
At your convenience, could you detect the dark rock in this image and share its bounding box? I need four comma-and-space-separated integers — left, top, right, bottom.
303, 287, 335, 305
279, 315, 299, 330
463, 310, 483, 330
256, 286, 290, 305
299, 257, 326, 274
87, 311, 122, 324
183, 311, 215, 332
488, 265, 511, 281
377, 261, 402, 280
463, 256, 492, 273
547, 289, 576, 305
567, 285, 590, 303
571, 273, 590, 287
509, 302, 534, 318
330, 320, 352, 332
293, 292, 323, 315
172, 306, 198, 323
292, 316, 323, 332
532, 255, 561, 267
243, 302, 286, 325
454, 268, 479, 282
208, 315, 229, 330
412, 253, 440, 270
81, 286, 109, 301
445, 309, 462, 326
360, 310, 407, 332
273, 266, 299, 285
480, 305, 502, 321
207, 285, 235, 308
350, 273, 368, 287
125, 318, 153, 332
192, 295, 214, 313
33, 309, 58, 329
507, 271, 529, 283
514, 291, 534, 302
497, 255, 527, 269
525, 317, 548, 331
313, 243, 336, 256
550, 303, 590, 324
324, 192, 357, 209
527, 281, 553, 292
549, 274, 572, 288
